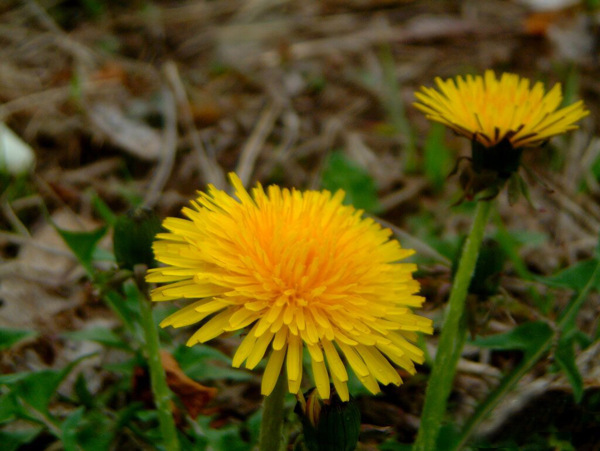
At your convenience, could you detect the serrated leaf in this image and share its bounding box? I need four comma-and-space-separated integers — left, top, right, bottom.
320, 151, 380, 213
0, 328, 37, 351
54, 225, 107, 276
472, 321, 553, 359
555, 336, 583, 403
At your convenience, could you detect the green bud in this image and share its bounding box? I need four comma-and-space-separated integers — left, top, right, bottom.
295, 387, 361, 451
113, 208, 162, 270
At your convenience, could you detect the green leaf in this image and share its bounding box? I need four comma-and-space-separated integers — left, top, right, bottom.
539, 259, 600, 291
174, 345, 252, 382
424, 123, 452, 192
115, 401, 145, 431
62, 327, 131, 351
492, 223, 535, 280
0, 327, 37, 351
103, 289, 142, 337
75, 410, 117, 451
320, 151, 380, 213
54, 225, 107, 276
73, 373, 95, 409
0, 372, 35, 385
0, 392, 19, 423
90, 190, 117, 226
197, 416, 251, 451
472, 321, 553, 359
555, 336, 584, 403
379, 440, 412, 450
6, 354, 94, 413
0, 427, 43, 451
61, 406, 85, 451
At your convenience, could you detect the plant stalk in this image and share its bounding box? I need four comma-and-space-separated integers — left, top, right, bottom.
414, 200, 494, 451
259, 371, 287, 451
136, 267, 180, 451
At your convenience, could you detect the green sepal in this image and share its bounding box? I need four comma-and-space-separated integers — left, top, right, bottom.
471, 137, 523, 178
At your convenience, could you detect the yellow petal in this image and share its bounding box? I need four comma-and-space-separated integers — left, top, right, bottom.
261, 347, 286, 396
311, 358, 330, 400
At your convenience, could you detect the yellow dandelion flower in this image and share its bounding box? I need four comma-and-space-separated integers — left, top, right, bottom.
414, 70, 589, 149
147, 173, 432, 401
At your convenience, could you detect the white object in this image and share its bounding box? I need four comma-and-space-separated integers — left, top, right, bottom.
516, 0, 579, 12
0, 122, 35, 175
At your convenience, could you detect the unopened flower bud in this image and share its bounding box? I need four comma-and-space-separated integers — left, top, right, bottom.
113, 208, 161, 270
296, 387, 361, 451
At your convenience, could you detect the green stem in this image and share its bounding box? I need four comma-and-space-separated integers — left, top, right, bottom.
453, 258, 600, 450
414, 200, 494, 451
259, 371, 287, 451
136, 278, 180, 451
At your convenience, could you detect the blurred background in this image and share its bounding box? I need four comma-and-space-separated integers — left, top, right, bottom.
0, 1, 599, 450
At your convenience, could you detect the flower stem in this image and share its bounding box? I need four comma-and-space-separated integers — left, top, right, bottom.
259, 371, 287, 451
414, 200, 494, 451
135, 267, 180, 451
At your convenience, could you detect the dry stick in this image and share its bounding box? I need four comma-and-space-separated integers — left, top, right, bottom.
236, 101, 282, 187
256, 110, 300, 181
0, 86, 75, 121
163, 61, 226, 190
253, 17, 479, 66
143, 85, 178, 208
378, 179, 428, 212
25, 0, 96, 65
60, 158, 123, 184
0, 79, 117, 122
1, 199, 31, 237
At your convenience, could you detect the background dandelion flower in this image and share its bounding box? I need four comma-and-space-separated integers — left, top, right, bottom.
147, 173, 432, 401
414, 70, 589, 149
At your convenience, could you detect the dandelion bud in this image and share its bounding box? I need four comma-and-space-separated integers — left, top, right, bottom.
296, 388, 361, 451
113, 208, 161, 271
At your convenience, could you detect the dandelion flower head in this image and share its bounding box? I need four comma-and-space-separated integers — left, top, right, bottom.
414, 70, 589, 149
147, 173, 432, 401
